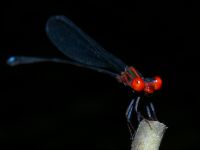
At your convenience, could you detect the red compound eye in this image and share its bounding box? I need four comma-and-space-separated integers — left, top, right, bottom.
153, 76, 162, 90
131, 77, 145, 92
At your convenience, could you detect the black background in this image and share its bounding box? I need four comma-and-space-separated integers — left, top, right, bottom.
1, 0, 199, 150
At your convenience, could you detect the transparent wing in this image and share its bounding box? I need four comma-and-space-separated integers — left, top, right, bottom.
46, 15, 126, 74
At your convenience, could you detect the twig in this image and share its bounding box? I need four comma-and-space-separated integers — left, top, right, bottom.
131, 119, 167, 150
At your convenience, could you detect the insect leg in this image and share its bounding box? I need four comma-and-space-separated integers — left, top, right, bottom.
126, 97, 142, 122
146, 105, 152, 118
145, 102, 158, 120
149, 102, 157, 120
125, 99, 136, 139
125, 97, 143, 139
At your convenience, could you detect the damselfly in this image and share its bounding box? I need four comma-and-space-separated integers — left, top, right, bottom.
7, 16, 162, 138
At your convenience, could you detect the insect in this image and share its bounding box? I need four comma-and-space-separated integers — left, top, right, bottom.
7, 15, 162, 139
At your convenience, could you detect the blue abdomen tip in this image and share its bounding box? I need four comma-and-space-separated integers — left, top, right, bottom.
7, 56, 16, 65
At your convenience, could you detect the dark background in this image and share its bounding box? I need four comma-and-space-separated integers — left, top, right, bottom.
1, 0, 199, 150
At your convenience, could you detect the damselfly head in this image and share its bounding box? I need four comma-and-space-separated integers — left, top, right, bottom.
131, 76, 162, 94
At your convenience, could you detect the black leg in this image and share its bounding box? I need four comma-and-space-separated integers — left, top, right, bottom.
145, 102, 157, 120
149, 102, 157, 120
125, 97, 143, 139
125, 99, 136, 139
146, 105, 152, 118
134, 97, 143, 122
126, 99, 135, 121
126, 97, 142, 122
